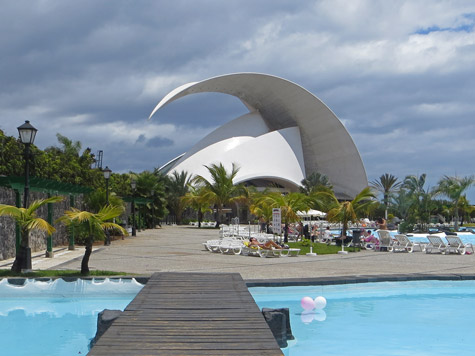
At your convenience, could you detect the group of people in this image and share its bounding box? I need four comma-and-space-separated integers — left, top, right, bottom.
256, 217, 389, 249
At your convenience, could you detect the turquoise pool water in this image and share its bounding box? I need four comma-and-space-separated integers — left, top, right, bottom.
0, 278, 143, 356
250, 280, 475, 356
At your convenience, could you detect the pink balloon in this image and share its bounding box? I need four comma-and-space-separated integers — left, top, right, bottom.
300, 296, 315, 310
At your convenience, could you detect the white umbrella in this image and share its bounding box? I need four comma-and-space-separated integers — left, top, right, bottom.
297, 209, 326, 217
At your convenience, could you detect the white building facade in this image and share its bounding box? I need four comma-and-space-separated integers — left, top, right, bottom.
150, 73, 367, 199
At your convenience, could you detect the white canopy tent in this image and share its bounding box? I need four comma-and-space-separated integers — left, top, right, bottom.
297, 209, 326, 218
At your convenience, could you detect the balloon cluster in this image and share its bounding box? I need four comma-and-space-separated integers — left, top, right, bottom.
300, 296, 327, 324
301, 296, 327, 310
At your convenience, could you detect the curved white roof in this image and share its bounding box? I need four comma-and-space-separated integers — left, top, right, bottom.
150, 73, 367, 198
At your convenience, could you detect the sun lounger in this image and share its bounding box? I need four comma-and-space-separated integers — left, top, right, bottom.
218, 240, 244, 255
445, 235, 474, 255
203, 238, 244, 254
393, 234, 423, 253
262, 248, 301, 257
376, 230, 393, 251
202, 239, 222, 252
241, 242, 300, 258
425, 235, 448, 254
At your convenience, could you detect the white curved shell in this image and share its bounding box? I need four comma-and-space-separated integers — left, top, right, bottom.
150, 73, 367, 198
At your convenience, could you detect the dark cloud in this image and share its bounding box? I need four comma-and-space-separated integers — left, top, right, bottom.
0, 0, 474, 200
146, 136, 173, 148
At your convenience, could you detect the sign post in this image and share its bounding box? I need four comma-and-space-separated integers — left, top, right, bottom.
272, 208, 282, 242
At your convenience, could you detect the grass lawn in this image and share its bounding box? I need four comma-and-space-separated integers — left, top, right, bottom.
0, 270, 129, 278
287, 242, 360, 255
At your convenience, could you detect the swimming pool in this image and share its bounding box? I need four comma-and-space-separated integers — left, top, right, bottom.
250, 280, 475, 356
0, 278, 144, 356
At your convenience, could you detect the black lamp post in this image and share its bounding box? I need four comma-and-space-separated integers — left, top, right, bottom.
17, 120, 37, 209
131, 179, 137, 236
151, 189, 155, 229
17, 120, 37, 271
103, 166, 112, 245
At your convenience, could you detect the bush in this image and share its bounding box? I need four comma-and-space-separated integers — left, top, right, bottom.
398, 221, 413, 234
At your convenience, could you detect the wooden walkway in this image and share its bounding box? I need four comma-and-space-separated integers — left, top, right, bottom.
89, 272, 283, 355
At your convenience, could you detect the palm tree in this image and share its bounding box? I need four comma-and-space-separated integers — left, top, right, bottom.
402, 174, 434, 230
265, 192, 311, 224
403, 174, 427, 196
370, 174, 401, 220
433, 175, 474, 231
326, 187, 376, 253
56, 133, 82, 156
0, 196, 63, 272
58, 205, 127, 275
193, 163, 246, 227
165, 170, 192, 225
181, 185, 212, 227
249, 191, 274, 226
85, 189, 125, 213
135, 170, 168, 227
300, 172, 333, 195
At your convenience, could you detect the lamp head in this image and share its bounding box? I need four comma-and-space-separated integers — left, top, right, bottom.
103, 166, 112, 179
17, 120, 38, 145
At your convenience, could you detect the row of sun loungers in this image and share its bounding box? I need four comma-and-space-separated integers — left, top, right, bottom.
203, 237, 300, 258
374, 231, 474, 255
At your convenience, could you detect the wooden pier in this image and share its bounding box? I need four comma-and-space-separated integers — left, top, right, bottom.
89, 272, 283, 355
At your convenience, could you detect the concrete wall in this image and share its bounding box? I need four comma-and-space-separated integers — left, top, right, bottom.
0, 187, 85, 260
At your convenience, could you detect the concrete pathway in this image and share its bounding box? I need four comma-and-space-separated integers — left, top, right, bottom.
7, 225, 475, 281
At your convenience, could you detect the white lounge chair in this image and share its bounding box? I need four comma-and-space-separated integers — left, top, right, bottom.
425, 235, 448, 254
218, 240, 244, 255
241, 242, 300, 258
445, 236, 474, 255
376, 230, 393, 252
393, 234, 423, 253
262, 248, 301, 257
203, 239, 222, 252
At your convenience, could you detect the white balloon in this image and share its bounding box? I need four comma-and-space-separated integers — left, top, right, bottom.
313, 310, 327, 322
314, 296, 327, 309
300, 311, 314, 324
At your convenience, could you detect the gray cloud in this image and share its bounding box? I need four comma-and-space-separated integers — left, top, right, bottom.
0, 0, 474, 200
146, 136, 173, 148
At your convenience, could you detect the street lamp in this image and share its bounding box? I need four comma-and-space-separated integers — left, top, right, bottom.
17, 120, 37, 209
151, 189, 155, 229
103, 166, 112, 245
131, 179, 137, 236
17, 120, 37, 271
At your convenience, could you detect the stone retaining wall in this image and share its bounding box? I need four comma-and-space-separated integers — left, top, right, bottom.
0, 187, 86, 260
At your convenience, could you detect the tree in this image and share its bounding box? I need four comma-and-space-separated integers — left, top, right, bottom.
0, 196, 63, 272
58, 205, 127, 275
55, 133, 82, 156
249, 191, 275, 226
325, 187, 376, 253
193, 163, 246, 227
165, 170, 192, 225
300, 172, 332, 195
370, 174, 401, 220
181, 185, 212, 227
265, 192, 311, 224
0, 129, 24, 176
433, 175, 474, 230
85, 189, 125, 214
402, 174, 435, 230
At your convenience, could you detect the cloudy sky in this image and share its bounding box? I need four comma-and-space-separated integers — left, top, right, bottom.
1, 0, 474, 200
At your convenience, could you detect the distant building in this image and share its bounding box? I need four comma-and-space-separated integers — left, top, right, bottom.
150, 73, 367, 199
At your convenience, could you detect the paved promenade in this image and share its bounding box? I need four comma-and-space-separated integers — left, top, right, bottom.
4, 225, 475, 280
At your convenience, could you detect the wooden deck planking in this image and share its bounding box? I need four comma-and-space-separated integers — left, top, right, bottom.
89, 272, 283, 356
